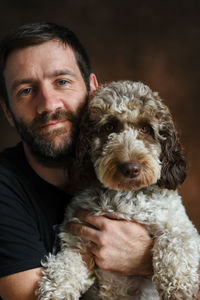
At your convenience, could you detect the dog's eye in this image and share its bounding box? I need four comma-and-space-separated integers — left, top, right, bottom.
99, 118, 122, 135
139, 125, 151, 134
104, 123, 114, 132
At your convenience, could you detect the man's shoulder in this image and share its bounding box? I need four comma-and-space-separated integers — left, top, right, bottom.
0, 142, 24, 172
0, 143, 29, 190
0, 142, 69, 213
0, 142, 44, 210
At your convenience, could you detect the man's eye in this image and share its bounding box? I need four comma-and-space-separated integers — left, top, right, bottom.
57, 79, 68, 86
19, 87, 32, 96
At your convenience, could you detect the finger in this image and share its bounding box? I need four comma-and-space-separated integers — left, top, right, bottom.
74, 210, 109, 230
105, 213, 125, 220
88, 242, 99, 256
88, 242, 105, 259
67, 222, 101, 245
88, 244, 108, 270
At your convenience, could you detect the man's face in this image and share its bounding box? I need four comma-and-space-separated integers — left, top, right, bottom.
3, 40, 91, 165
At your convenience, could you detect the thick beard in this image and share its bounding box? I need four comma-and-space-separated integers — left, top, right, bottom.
11, 106, 85, 167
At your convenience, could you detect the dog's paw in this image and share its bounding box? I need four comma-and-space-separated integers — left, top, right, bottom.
36, 250, 95, 300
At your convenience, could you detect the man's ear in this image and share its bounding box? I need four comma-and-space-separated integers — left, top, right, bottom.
89, 73, 98, 95
0, 100, 15, 127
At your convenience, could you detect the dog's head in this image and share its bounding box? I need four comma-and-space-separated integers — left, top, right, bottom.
77, 81, 186, 191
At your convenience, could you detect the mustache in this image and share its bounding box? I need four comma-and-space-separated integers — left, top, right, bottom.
30, 110, 77, 130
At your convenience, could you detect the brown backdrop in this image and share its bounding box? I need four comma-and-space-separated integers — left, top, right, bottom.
0, 0, 199, 230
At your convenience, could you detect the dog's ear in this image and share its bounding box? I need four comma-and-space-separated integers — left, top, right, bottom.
157, 122, 187, 190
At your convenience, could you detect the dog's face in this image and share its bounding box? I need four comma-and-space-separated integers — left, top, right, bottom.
77, 81, 186, 191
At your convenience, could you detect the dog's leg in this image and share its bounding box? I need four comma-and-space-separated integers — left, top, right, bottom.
36, 248, 95, 300
152, 223, 200, 299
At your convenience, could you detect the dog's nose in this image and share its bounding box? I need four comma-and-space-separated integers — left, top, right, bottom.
118, 162, 141, 178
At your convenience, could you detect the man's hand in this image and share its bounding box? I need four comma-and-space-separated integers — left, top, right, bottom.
67, 210, 153, 276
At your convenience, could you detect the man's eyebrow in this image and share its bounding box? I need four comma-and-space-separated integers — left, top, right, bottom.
51, 68, 77, 78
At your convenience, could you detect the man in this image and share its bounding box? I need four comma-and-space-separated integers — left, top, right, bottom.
0, 22, 155, 299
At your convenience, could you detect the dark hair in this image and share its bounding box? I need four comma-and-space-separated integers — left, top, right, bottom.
0, 22, 91, 108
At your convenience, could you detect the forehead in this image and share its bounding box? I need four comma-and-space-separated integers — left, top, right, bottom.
4, 40, 81, 91
89, 82, 165, 124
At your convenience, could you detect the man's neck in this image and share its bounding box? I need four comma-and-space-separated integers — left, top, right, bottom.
23, 143, 69, 190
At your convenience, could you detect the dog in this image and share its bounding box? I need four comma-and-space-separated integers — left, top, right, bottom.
37, 81, 200, 299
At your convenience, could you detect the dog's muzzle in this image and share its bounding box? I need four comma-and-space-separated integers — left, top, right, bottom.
117, 162, 141, 178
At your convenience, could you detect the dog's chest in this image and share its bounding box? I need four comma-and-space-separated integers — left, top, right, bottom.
67, 186, 179, 231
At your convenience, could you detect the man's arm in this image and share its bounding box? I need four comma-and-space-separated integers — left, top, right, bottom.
67, 210, 153, 276
0, 170, 49, 300
0, 268, 42, 300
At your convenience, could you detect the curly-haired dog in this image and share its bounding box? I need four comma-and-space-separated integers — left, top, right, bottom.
37, 81, 200, 300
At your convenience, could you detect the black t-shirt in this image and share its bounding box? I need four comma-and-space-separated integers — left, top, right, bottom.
0, 142, 71, 280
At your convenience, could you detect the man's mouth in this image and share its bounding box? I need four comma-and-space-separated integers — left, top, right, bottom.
40, 120, 66, 129
28, 110, 79, 139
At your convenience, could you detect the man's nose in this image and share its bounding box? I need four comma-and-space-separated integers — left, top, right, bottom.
36, 86, 63, 114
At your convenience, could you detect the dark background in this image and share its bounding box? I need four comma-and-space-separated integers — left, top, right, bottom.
0, 0, 199, 230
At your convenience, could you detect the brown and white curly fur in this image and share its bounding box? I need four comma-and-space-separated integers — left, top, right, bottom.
37, 81, 200, 300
